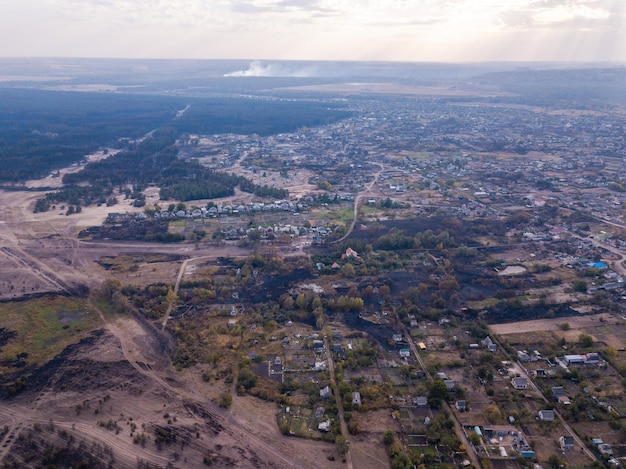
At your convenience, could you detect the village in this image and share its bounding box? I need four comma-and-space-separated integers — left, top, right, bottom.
2, 65, 626, 469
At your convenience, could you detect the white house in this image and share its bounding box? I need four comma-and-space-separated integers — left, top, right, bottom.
511, 377, 529, 390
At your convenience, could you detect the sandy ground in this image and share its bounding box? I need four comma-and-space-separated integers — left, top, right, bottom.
0, 325, 326, 468
349, 410, 394, 469
229, 396, 343, 469
489, 312, 621, 335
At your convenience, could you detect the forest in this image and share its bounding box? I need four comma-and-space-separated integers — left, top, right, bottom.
0, 88, 185, 183
35, 134, 287, 211
0, 88, 351, 185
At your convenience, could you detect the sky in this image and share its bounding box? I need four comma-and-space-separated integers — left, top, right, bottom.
1, 0, 625, 62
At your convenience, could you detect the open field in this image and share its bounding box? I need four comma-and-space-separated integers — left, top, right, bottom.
489, 312, 622, 336
0, 296, 100, 376
0, 323, 342, 468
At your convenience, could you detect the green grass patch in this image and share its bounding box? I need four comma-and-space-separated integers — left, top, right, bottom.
410, 446, 437, 457
0, 295, 101, 375
406, 152, 430, 161
290, 418, 304, 434
315, 207, 354, 226
358, 205, 383, 216
170, 219, 187, 228
467, 297, 500, 309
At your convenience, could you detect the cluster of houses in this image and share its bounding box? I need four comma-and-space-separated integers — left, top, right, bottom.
157, 200, 309, 219
561, 353, 602, 366
470, 424, 536, 460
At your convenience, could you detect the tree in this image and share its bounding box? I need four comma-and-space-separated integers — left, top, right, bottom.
383, 430, 395, 446
483, 405, 502, 424
578, 333, 593, 348
166, 287, 178, 309
604, 345, 618, 362
237, 368, 257, 390
469, 432, 481, 446
438, 276, 459, 298
335, 435, 349, 456
428, 379, 449, 402
279, 294, 294, 310
218, 392, 232, 408
341, 263, 356, 278
548, 454, 567, 468
296, 293, 307, 310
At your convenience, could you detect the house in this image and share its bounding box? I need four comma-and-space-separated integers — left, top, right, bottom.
557, 395, 571, 405
563, 354, 585, 365
318, 420, 331, 432
444, 379, 455, 391
392, 334, 403, 343
320, 386, 331, 399
560, 435, 575, 450
511, 377, 529, 390
313, 340, 325, 353
598, 444, 614, 457
270, 357, 283, 375
552, 386, 571, 404
352, 392, 362, 406
399, 348, 410, 358
455, 400, 466, 411
552, 386, 565, 398
481, 336, 497, 353
538, 410, 555, 421
415, 396, 428, 408
342, 247, 359, 259
332, 343, 343, 353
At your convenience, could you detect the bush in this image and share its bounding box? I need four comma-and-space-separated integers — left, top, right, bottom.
218, 392, 232, 408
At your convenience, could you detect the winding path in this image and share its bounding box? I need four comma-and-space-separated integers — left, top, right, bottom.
333, 163, 384, 244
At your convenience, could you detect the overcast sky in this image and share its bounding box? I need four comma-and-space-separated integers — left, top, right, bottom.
1, 0, 624, 62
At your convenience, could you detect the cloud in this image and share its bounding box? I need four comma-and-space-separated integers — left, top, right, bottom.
501, 0, 619, 29
1, 0, 624, 61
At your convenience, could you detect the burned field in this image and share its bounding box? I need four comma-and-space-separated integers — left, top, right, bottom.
0, 318, 312, 469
